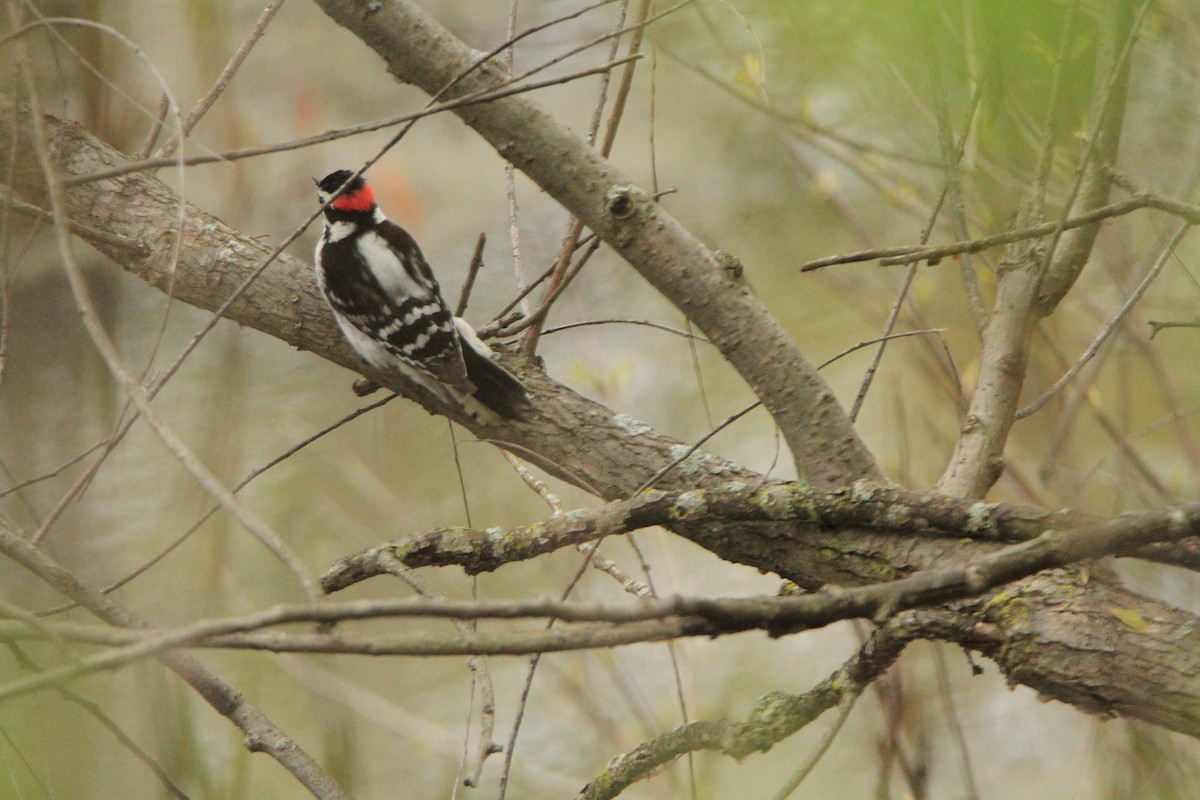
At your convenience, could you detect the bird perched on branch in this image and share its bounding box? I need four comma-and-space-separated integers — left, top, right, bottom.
313, 169, 528, 423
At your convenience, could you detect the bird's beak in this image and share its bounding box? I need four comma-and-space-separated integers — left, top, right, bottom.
311, 177, 320, 186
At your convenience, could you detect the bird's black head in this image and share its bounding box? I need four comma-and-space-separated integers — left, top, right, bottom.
315, 169, 376, 217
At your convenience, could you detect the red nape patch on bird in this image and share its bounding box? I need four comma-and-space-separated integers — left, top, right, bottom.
331, 184, 375, 212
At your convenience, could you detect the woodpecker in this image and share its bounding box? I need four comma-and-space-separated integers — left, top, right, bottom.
313, 169, 528, 423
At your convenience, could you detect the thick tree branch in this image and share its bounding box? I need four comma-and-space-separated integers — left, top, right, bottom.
322, 480, 1200, 591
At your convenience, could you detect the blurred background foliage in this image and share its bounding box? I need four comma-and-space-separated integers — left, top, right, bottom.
2, 0, 1200, 797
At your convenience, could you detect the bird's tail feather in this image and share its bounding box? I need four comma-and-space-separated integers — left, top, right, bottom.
455, 318, 529, 421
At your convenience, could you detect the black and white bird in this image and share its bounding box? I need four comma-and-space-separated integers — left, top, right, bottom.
313, 169, 528, 423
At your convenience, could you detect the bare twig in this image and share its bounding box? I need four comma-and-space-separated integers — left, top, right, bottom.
503, 0, 527, 318
1018, 222, 1192, 419
36, 394, 397, 617
521, 0, 654, 355
1031, 0, 1082, 217
503, 452, 562, 514
454, 232, 487, 317
1034, 0, 1150, 301
798, 193, 1200, 272
374, 553, 499, 789
1148, 319, 1200, 336
849, 84, 981, 421
156, 0, 287, 158
64, 56, 643, 186
133, 93, 171, 159
918, 3, 986, 333
540, 317, 712, 342
0, 438, 107, 499
770, 687, 862, 800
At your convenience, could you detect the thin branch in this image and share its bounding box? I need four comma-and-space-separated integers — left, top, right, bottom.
540, 317, 712, 342
454, 232, 487, 317
849, 84, 981, 421
156, 0, 286, 159
133, 93, 171, 159
0, 438, 107, 499
918, 2, 986, 333
63, 56, 643, 186
1031, 0, 1081, 217
37, 394, 397, 617
1034, 0, 1149, 298
1018, 222, 1192, 419
520, 0, 652, 356
503, 452, 562, 514
770, 687, 861, 800
373, 553, 499, 789
799, 192, 1200, 272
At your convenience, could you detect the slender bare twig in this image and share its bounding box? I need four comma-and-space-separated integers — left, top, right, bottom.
521, 0, 653, 355
1034, 0, 1150, 290
849, 85, 981, 421
541, 317, 711, 341
156, 0, 287, 158
454, 232, 487, 317
374, 553, 499, 789
932, 646, 981, 800
578, 540, 652, 597
1018, 222, 1192, 419
497, 523, 604, 800
0, 438, 107, 499
64, 55, 642, 186
503, 452, 562, 514
36, 394, 397, 617
0, 72, 18, 398
1148, 319, 1200, 336
497, 236, 603, 338
798, 192, 1200, 272
770, 687, 862, 800
503, 0, 528, 317
1031, 0, 1081, 217
133, 93, 171, 159
918, 3, 986, 333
